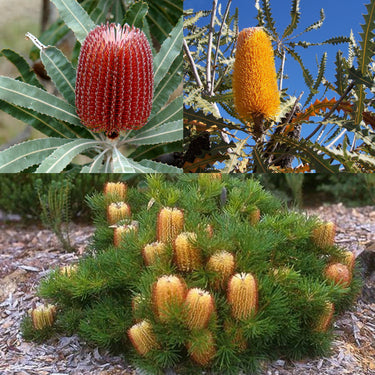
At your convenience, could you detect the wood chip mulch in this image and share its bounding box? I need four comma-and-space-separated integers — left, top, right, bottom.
0, 204, 374, 375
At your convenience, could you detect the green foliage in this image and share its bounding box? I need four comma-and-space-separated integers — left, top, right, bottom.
23, 175, 361, 374
0, 0, 183, 173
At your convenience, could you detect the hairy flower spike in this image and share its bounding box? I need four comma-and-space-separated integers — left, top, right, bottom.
312, 221, 336, 248
156, 207, 184, 244
249, 207, 261, 226
174, 232, 202, 272
60, 264, 78, 277
153, 275, 187, 322
343, 250, 355, 272
75, 23, 153, 137
206, 251, 235, 289
315, 302, 335, 332
187, 330, 216, 366
128, 320, 159, 356
142, 242, 167, 266
232, 27, 280, 123
324, 263, 351, 287
185, 288, 215, 330
103, 182, 127, 201
113, 223, 138, 247
107, 202, 131, 225
227, 273, 258, 320
30, 304, 57, 330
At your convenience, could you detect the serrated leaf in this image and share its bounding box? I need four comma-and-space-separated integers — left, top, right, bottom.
137, 159, 182, 173
0, 49, 44, 88
262, 0, 277, 37
334, 51, 347, 95
91, 0, 113, 24
112, 0, 126, 24
123, 1, 148, 29
0, 76, 82, 127
183, 152, 227, 172
36, 139, 102, 172
184, 10, 211, 28
282, 0, 301, 39
254, 0, 265, 27
40, 46, 76, 105
146, 95, 182, 130
153, 16, 182, 89
301, 8, 325, 35
348, 66, 374, 89
112, 147, 155, 172
286, 48, 314, 88
253, 144, 269, 172
129, 141, 182, 161
358, 0, 375, 74
0, 138, 69, 172
50, 0, 95, 44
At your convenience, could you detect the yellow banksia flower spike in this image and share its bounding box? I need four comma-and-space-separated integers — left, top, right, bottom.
315, 302, 335, 332
113, 223, 138, 247
153, 275, 187, 322
312, 221, 336, 248
324, 263, 351, 287
60, 264, 78, 277
128, 320, 159, 356
103, 182, 127, 201
206, 251, 236, 289
174, 232, 202, 272
142, 242, 168, 266
342, 250, 355, 272
30, 304, 57, 330
107, 202, 131, 225
184, 288, 215, 330
187, 329, 216, 366
249, 207, 261, 226
156, 207, 184, 244
227, 273, 258, 320
232, 27, 280, 127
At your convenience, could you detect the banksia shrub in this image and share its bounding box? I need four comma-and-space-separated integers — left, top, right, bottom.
184, 288, 215, 330
75, 23, 153, 138
29, 175, 361, 374
30, 304, 56, 330
312, 221, 336, 248
174, 232, 202, 272
153, 275, 187, 322
107, 202, 131, 225
206, 251, 235, 289
227, 273, 258, 320
156, 207, 184, 244
104, 182, 127, 201
232, 27, 280, 125
128, 320, 159, 356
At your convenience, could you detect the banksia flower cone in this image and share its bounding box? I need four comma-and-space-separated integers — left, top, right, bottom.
206, 251, 235, 289
187, 330, 216, 366
60, 264, 78, 277
324, 263, 351, 287
312, 221, 336, 248
113, 223, 138, 247
315, 302, 334, 332
249, 207, 260, 225
142, 242, 167, 266
128, 320, 159, 356
185, 288, 215, 330
153, 275, 187, 322
343, 250, 355, 272
107, 202, 131, 225
30, 304, 56, 330
75, 23, 153, 138
156, 207, 184, 244
227, 273, 258, 320
174, 232, 202, 272
232, 27, 280, 124
104, 182, 127, 201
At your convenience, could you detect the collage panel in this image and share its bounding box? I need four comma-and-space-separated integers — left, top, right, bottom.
183, 0, 375, 172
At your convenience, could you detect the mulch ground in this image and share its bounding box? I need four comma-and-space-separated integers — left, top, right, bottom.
0, 204, 374, 375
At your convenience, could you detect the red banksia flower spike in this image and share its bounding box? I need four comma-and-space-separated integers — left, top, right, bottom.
75, 23, 153, 137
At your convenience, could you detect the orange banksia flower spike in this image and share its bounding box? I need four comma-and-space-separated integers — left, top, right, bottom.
142, 242, 167, 266
184, 288, 215, 330
103, 182, 127, 201
107, 202, 131, 225
312, 221, 336, 248
30, 304, 57, 330
113, 223, 138, 247
128, 320, 159, 356
156, 207, 184, 244
315, 302, 335, 332
232, 27, 280, 133
187, 330, 216, 366
173, 232, 202, 272
206, 251, 236, 289
153, 275, 187, 322
227, 273, 258, 320
75, 23, 153, 138
324, 263, 351, 287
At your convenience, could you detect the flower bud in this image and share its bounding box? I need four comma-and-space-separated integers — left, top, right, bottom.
76, 23, 153, 137
156, 207, 184, 244
128, 320, 159, 356
312, 221, 336, 248
107, 202, 131, 225
173, 232, 202, 272
227, 273, 258, 320
206, 251, 235, 289
142, 242, 167, 266
185, 288, 215, 330
30, 304, 56, 330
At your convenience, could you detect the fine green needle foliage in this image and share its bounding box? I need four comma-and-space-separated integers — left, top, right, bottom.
23, 175, 361, 374
0, 0, 183, 173
184, 0, 375, 172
